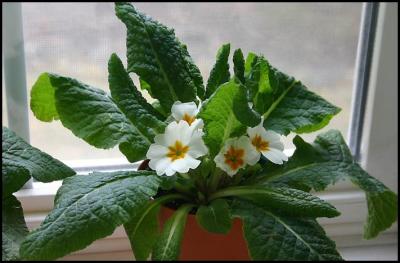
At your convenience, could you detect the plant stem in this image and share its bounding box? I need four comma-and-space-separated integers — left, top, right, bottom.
208, 168, 224, 194
173, 181, 195, 199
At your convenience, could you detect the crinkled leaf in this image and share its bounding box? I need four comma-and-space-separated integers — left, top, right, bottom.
233, 82, 261, 127
260, 129, 398, 239
233, 48, 245, 83
205, 43, 231, 98
152, 204, 192, 260
263, 81, 341, 135
2, 195, 29, 261
30, 72, 152, 162
124, 194, 184, 260
242, 56, 340, 135
180, 43, 205, 99
108, 53, 166, 140
2, 127, 75, 186
199, 79, 245, 157
196, 199, 232, 234
2, 162, 30, 199
115, 2, 201, 112
212, 185, 339, 218
20, 171, 161, 260
232, 199, 343, 261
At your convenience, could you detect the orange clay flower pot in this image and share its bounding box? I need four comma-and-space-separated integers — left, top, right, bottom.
139, 159, 250, 260
159, 206, 250, 260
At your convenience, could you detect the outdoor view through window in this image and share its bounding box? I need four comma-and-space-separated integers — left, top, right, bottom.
3, 3, 362, 162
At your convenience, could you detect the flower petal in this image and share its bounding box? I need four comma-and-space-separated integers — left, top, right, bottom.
146, 144, 168, 159
171, 101, 199, 121
188, 131, 208, 158
149, 157, 171, 176
190, 118, 204, 130
262, 148, 288, 164
264, 130, 282, 143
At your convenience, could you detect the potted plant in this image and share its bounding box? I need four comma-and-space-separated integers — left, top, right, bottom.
13, 2, 397, 261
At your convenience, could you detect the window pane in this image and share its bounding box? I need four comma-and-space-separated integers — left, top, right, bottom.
22, 3, 362, 162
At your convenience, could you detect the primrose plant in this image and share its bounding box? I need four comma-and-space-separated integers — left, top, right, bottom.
16, 2, 397, 261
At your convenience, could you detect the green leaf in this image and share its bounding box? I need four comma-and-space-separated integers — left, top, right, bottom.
2, 127, 75, 186
115, 2, 202, 112
2, 163, 30, 199
233, 48, 245, 83
152, 204, 193, 260
210, 185, 340, 218
124, 194, 185, 261
30, 73, 59, 122
260, 129, 398, 239
180, 43, 205, 99
244, 52, 257, 78
263, 81, 341, 135
232, 199, 343, 261
196, 199, 232, 234
30, 72, 152, 162
243, 56, 340, 135
20, 171, 161, 260
2, 195, 29, 261
205, 43, 231, 98
199, 79, 245, 157
108, 53, 166, 140
233, 82, 262, 127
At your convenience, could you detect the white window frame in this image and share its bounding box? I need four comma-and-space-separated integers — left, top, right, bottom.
4, 2, 398, 260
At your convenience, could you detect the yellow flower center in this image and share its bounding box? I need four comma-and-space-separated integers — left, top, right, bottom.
167, 140, 189, 161
224, 146, 245, 171
251, 134, 269, 152
182, 113, 196, 125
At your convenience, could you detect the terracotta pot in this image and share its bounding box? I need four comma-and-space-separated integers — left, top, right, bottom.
138, 160, 250, 260
159, 206, 250, 260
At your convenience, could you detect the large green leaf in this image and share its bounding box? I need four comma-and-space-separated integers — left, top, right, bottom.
2, 127, 75, 188
233, 48, 245, 83
199, 79, 245, 157
2, 195, 29, 261
152, 204, 193, 260
108, 53, 166, 140
263, 81, 341, 135
19, 171, 161, 260
259, 129, 398, 239
30, 72, 152, 162
181, 43, 205, 99
233, 82, 262, 127
232, 199, 343, 261
205, 43, 231, 98
196, 199, 232, 234
115, 2, 202, 112
210, 186, 339, 218
124, 194, 185, 261
237, 56, 340, 135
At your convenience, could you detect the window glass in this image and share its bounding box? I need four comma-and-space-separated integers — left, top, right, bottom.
21, 3, 362, 162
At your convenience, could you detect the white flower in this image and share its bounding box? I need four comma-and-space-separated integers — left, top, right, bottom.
246, 121, 288, 165
146, 120, 208, 176
214, 136, 259, 176
171, 101, 203, 130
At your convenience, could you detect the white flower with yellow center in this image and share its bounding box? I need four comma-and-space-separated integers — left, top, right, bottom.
171, 101, 203, 130
146, 120, 208, 176
214, 136, 259, 176
247, 121, 288, 165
